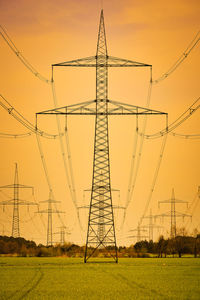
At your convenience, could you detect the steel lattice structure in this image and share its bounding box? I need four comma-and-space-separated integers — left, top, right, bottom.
0, 163, 36, 238
37, 10, 167, 262
37, 192, 64, 246
158, 188, 191, 238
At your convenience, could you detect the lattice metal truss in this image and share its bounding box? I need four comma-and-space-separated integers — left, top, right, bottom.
37, 10, 167, 262
37, 192, 64, 246
0, 164, 36, 238
158, 188, 191, 238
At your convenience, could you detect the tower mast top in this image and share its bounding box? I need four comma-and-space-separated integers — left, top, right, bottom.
97, 9, 108, 56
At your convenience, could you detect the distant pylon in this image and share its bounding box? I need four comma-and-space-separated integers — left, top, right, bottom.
158, 188, 191, 238
37, 191, 64, 246
129, 222, 148, 242
37, 9, 167, 262
54, 226, 70, 245
142, 209, 163, 241
0, 163, 36, 238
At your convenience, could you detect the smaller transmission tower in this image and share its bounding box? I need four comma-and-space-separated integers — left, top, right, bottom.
0, 163, 36, 238
37, 192, 64, 246
54, 226, 70, 245
142, 209, 163, 241
158, 188, 191, 238
129, 223, 148, 242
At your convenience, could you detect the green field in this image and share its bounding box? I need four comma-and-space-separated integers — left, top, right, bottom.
0, 257, 199, 299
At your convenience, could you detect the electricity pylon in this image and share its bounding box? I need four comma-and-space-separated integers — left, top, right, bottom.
37, 192, 64, 246
54, 226, 70, 245
0, 163, 36, 238
158, 188, 191, 238
141, 209, 163, 241
37, 10, 167, 262
129, 223, 148, 242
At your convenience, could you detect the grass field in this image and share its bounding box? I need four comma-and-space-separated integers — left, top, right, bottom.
0, 257, 199, 299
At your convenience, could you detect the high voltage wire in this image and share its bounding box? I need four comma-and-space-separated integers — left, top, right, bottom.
139, 97, 200, 139
0, 93, 80, 235
152, 30, 200, 84
0, 94, 60, 139
0, 25, 51, 84
0, 132, 33, 138
139, 134, 168, 226
169, 132, 200, 139
1, 24, 199, 87
35, 134, 67, 229
51, 79, 83, 233
122, 72, 153, 228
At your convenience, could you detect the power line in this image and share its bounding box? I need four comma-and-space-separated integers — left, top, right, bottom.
0, 25, 50, 84
169, 132, 200, 139
0, 94, 60, 139
139, 96, 200, 139
0, 132, 33, 138
139, 134, 168, 226
153, 30, 200, 84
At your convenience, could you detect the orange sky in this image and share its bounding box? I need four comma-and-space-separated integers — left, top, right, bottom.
0, 0, 199, 245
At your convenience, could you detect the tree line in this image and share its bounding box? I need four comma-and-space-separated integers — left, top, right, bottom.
0, 234, 199, 257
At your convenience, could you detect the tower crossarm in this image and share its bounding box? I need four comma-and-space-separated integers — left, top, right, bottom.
36, 209, 65, 214
0, 199, 37, 206
156, 211, 191, 218
53, 56, 96, 67
39, 199, 61, 204
159, 199, 188, 204
107, 56, 151, 67
36, 99, 167, 117
107, 100, 167, 115
52, 55, 151, 68
0, 184, 34, 190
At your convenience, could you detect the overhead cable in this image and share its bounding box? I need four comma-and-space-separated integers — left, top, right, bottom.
51, 80, 83, 232
121, 68, 153, 228
140, 96, 200, 139
153, 30, 200, 84
139, 134, 168, 225
0, 25, 50, 84
0, 132, 32, 138
169, 132, 200, 139
0, 94, 60, 139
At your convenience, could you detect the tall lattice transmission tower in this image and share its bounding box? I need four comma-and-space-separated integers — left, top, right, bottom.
37, 10, 167, 262
0, 163, 36, 238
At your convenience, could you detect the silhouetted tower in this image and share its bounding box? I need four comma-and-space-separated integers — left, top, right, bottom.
0, 163, 36, 238
158, 188, 191, 238
54, 226, 70, 245
129, 222, 148, 242
142, 209, 163, 241
37, 192, 64, 246
37, 10, 167, 262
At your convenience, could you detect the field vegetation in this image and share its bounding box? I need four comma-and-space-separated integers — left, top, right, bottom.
0, 257, 200, 299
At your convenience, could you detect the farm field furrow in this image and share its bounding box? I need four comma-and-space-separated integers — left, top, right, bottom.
0, 257, 199, 300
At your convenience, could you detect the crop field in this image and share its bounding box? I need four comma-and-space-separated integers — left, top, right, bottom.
0, 257, 199, 300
